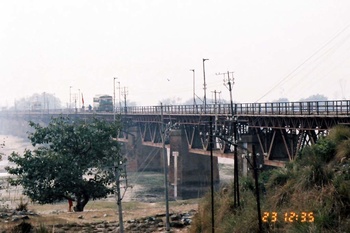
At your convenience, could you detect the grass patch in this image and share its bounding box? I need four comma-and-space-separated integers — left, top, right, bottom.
189, 126, 350, 233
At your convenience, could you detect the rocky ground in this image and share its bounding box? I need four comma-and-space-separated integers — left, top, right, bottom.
0, 174, 199, 232
0, 135, 233, 232
0, 201, 198, 232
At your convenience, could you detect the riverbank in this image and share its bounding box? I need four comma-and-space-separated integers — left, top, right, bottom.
0, 134, 233, 232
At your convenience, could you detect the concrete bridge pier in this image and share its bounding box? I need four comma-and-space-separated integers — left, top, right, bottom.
123, 126, 162, 173
122, 126, 220, 199
168, 129, 220, 199
238, 134, 264, 176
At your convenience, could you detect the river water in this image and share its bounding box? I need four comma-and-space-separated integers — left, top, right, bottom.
0, 133, 233, 204
0, 135, 33, 176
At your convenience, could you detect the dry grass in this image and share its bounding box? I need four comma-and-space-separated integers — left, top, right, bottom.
0, 198, 199, 232
0, 173, 199, 231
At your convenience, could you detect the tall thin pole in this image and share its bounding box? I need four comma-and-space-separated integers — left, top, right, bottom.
203, 58, 209, 113
69, 86, 72, 112
113, 77, 117, 120
227, 72, 240, 207
161, 103, 170, 231
212, 90, 221, 132
190, 69, 196, 106
123, 87, 128, 114
233, 119, 239, 207
217, 71, 239, 207
74, 93, 77, 113
78, 89, 81, 110
118, 81, 121, 114
115, 160, 124, 233
209, 116, 215, 233
252, 145, 262, 232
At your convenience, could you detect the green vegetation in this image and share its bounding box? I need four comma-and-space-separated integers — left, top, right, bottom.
190, 125, 350, 233
6, 116, 122, 212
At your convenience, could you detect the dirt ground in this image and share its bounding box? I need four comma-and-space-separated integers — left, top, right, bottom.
0, 135, 233, 231
29, 198, 199, 225
0, 176, 199, 232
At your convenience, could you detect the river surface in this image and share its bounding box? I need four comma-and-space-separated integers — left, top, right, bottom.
0, 134, 233, 203
0, 135, 33, 176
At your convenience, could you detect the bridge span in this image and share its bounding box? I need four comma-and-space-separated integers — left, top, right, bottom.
3, 99, 350, 164
115, 100, 350, 164
1, 100, 350, 199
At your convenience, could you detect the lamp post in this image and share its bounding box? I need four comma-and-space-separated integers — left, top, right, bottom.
202, 59, 209, 113
190, 69, 196, 106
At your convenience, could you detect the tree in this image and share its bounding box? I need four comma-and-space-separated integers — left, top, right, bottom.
6, 116, 122, 212
274, 97, 289, 102
13, 92, 62, 111
300, 94, 328, 101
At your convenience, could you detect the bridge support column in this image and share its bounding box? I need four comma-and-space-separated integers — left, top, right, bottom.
124, 126, 162, 172
239, 134, 263, 176
168, 129, 220, 199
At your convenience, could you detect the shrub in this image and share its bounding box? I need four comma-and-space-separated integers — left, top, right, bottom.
16, 197, 28, 212
10, 221, 32, 233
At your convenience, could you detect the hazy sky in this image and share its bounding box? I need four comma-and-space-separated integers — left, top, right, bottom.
1, 0, 350, 108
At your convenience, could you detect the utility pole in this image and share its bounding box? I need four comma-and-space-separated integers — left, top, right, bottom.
118, 81, 121, 114
252, 145, 262, 232
202, 59, 209, 113
113, 77, 118, 121
211, 90, 221, 105
78, 89, 81, 110
216, 71, 240, 207
190, 69, 196, 106
115, 159, 124, 233
43, 92, 46, 114
215, 135, 262, 231
122, 87, 128, 114
211, 90, 221, 132
69, 86, 72, 112
74, 93, 77, 113
209, 116, 215, 233
161, 103, 170, 231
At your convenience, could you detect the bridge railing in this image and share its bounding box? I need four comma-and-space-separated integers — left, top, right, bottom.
120, 104, 231, 115
122, 100, 350, 116
237, 100, 350, 116
2, 100, 349, 117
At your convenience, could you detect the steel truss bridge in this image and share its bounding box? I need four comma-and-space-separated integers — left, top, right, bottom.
2, 100, 350, 167
116, 100, 350, 166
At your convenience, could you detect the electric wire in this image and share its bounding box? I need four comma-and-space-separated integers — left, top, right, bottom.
127, 146, 160, 185
287, 32, 350, 100
255, 23, 350, 102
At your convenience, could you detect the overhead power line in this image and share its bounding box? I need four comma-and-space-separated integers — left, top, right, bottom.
255, 22, 350, 102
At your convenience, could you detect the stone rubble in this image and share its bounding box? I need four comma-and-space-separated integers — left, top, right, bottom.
0, 208, 197, 232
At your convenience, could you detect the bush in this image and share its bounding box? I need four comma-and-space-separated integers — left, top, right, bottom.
10, 221, 32, 233
189, 125, 350, 232
16, 197, 28, 212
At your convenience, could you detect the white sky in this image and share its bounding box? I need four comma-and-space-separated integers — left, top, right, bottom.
1, 0, 350, 108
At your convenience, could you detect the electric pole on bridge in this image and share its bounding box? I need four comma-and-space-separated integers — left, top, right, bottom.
203, 59, 209, 113
113, 77, 118, 121
190, 69, 196, 106
216, 71, 240, 207
122, 87, 128, 114
211, 90, 221, 132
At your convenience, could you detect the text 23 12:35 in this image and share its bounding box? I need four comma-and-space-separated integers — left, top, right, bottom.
262, 212, 314, 223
